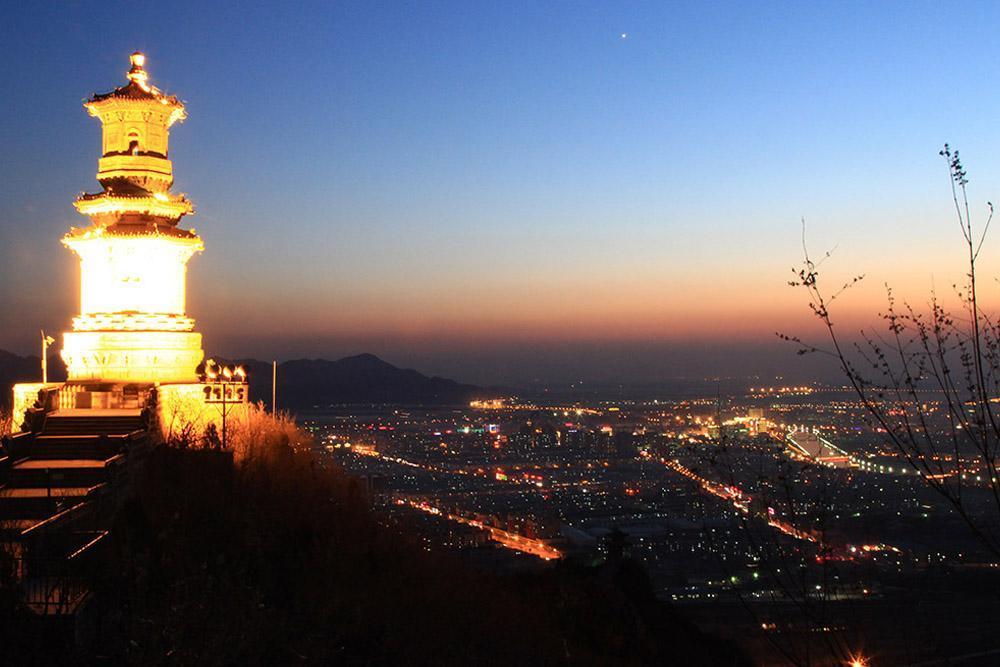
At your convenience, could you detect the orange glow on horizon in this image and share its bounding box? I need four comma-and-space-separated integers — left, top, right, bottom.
189, 234, 1000, 347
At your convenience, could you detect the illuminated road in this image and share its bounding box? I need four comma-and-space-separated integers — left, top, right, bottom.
336, 441, 901, 558
343, 448, 562, 560
650, 453, 818, 544
348, 445, 601, 491
400, 498, 562, 561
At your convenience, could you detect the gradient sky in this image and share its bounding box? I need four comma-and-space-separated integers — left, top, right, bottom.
4, 1, 1000, 386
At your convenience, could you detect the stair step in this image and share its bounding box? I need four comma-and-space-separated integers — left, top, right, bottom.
15, 459, 111, 470
9, 458, 118, 489
41, 410, 145, 436
42, 423, 143, 436
0, 487, 96, 499
30, 435, 123, 460
0, 485, 104, 520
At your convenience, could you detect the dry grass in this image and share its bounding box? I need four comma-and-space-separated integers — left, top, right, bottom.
227, 402, 314, 464
161, 401, 314, 464
0, 409, 11, 438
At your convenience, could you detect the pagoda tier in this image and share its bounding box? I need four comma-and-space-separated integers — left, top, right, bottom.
61, 53, 204, 384
84, 53, 186, 192
75, 52, 192, 223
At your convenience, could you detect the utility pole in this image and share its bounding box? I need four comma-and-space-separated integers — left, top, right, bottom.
40, 330, 55, 384
221, 382, 228, 449
272, 360, 277, 414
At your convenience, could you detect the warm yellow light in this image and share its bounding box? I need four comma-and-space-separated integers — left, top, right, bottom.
128, 52, 150, 91
63, 234, 202, 317
62, 330, 203, 383
54, 51, 206, 386
74, 194, 193, 218
60, 231, 205, 383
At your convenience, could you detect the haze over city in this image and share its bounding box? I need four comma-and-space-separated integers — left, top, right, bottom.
4, 1, 1000, 386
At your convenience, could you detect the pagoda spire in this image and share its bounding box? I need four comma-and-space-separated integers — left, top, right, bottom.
126, 51, 149, 88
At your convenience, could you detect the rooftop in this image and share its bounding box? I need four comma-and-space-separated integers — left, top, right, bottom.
86, 52, 185, 116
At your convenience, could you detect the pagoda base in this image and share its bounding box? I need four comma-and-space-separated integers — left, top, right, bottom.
11, 380, 249, 445
61, 330, 203, 384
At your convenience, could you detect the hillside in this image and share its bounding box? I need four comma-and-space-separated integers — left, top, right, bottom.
0, 435, 750, 664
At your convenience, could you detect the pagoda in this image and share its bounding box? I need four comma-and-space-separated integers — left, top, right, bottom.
12, 53, 246, 435
0, 54, 253, 618
61, 52, 204, 384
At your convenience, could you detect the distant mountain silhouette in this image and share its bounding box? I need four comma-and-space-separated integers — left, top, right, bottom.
233, 353, 485, 407
0, 349, 484, 408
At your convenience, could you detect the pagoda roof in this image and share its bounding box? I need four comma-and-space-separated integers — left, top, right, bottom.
88, 79, 183, 107
102, 220, 199, 239
74, 186, 194, 220
64, 219, 202, 242
86, 52, 185, 112
91, 177, 154, 197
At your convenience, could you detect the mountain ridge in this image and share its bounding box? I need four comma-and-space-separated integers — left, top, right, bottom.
0, 350, 486, 408
231, 353, 486, 407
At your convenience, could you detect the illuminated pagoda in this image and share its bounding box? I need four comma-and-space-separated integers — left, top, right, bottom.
62, 52, 203, 384
12, 53, 246, 434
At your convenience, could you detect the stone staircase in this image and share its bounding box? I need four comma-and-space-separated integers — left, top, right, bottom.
0, 411, 143, 524
36, 411, 146, 436
0, 408, 148, 616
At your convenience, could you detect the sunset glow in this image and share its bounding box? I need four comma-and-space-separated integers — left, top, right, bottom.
4, 3, 1000, 386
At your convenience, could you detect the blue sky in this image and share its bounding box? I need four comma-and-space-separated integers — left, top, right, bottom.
3, 1, 1000, 384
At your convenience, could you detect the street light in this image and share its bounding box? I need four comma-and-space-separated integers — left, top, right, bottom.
202, 359, 247, 449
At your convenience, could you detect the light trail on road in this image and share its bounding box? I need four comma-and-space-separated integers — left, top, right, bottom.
651, 453, 818, 544
399, 498, 562, 561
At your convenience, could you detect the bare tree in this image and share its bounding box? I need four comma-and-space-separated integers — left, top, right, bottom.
786, 144, 1000, 557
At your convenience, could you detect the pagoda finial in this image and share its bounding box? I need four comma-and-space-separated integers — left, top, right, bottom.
127, 51, 149, 90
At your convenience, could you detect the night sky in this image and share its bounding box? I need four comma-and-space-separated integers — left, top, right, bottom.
3, 1, 1000, 385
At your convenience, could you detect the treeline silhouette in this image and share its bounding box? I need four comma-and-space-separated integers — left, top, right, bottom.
4, 430, 750, 665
